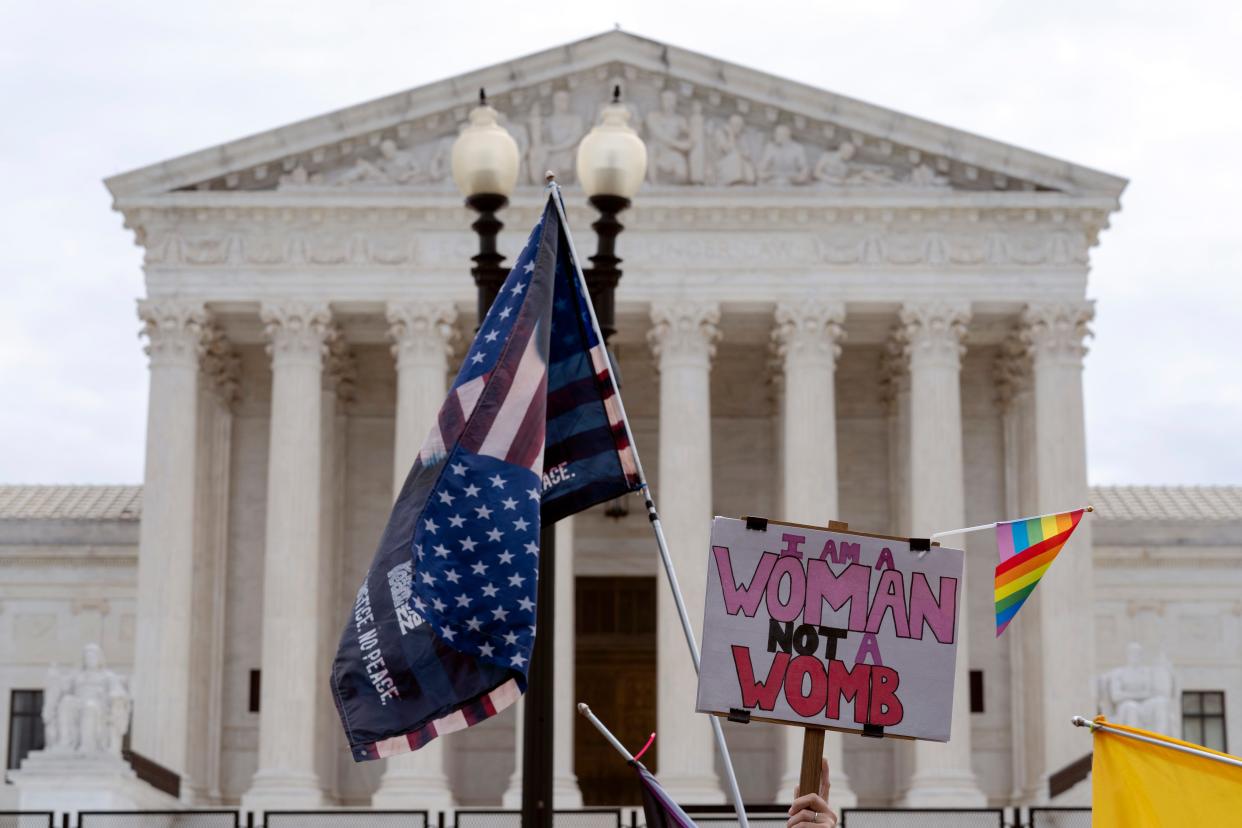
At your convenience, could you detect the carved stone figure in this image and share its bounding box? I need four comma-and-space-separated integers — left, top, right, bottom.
688, 101, 706, 185
1097, 642, 1181, 738
42, 644, 131, 756
758, 124, 809, 185
527, 90, 583, 184
277, 165, 323, 188
337, 139, 423, 186
712, 114, 756, 185
812, 141, 857, 185
646, 89, 697, 184
909, 163, 949, 188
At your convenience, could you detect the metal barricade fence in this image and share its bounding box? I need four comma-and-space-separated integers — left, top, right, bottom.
78, 813, 239, 828
840, 808, 1008, 828
1026, 808, 1092, 828
453, 809, 622, 828
682, 805, 791, 827
0, 814, 54, 828
264, 811, 428, 828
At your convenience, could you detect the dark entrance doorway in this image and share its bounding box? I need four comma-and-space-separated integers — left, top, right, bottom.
574, 575, 658, 806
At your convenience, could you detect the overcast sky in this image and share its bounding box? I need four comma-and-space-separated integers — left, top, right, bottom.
1, 0, 1239, 486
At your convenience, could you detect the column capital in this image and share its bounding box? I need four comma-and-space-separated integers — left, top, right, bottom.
898, 301, 970, 369
325, 326, 357, 404
386, 300, 459, 367
138, 299, 208, 366
1021, 301, 1094, 364
878, 332, 910, 413
771, 300, 846, 364
994, 333, 1034, 411
201, 324, 241, 408
648, 301, 721, 368
260, 301, 332, 366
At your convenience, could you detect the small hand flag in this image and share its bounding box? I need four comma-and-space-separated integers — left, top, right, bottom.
994, 509, 1086, 636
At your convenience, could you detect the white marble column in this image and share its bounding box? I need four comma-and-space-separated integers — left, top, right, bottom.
771, 301, 857, 805
502, 516, 582, 807
995, 335, 1036, 803
373, 301, 459, 809
243, 301, 333, 810
132, 299, 207, 779
552, 516, 584, 806
648, 301, 724, 803
896, 302, 986, 807
186, 325, 240, 804
1016, 302, 1097, 803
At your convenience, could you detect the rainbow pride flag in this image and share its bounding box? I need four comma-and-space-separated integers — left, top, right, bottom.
994, 509, 1086, 636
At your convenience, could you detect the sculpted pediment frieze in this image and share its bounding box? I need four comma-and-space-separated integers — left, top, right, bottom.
182, 66, 1051, 196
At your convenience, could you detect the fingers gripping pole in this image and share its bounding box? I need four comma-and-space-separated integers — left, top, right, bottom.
550, 185, 750, 828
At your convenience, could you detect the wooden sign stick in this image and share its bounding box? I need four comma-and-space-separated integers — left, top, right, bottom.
795, 519, 846, 802
799, 726, 826, 799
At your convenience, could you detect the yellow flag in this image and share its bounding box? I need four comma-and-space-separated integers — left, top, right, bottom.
1092, 715, 1242, 826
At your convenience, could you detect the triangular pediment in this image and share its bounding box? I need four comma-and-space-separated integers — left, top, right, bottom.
105, 30, 1126, 200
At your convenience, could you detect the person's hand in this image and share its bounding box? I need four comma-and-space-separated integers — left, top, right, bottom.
787, 756, 836, 826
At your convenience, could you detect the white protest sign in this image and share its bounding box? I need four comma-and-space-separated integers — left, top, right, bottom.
696, 517, 965, 741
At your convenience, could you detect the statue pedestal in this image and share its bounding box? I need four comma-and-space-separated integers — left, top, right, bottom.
7, 750, 183, 815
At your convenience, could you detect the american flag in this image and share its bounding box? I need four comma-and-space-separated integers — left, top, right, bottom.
332, 194, 640, 761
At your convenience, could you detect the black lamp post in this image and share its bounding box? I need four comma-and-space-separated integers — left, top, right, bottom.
453, 86, 646, 828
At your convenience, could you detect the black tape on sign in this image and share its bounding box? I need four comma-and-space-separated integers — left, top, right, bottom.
862, 723, 885, 738
908, 537, 931, 552
728, 708, 752, 724
745, 516, 769, 531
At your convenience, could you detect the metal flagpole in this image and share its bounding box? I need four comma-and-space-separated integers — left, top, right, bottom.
549, 184, 752, 828
578, 703, 637, 762
1072, 716, 1242, 769
930, 505, 1094, 540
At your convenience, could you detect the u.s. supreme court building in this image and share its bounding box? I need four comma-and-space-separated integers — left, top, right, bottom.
3, 30, 1240, 814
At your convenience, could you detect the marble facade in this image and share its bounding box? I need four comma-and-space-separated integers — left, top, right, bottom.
1, 29, 1237, 813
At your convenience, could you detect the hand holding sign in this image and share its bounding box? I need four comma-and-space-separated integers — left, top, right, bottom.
696, 517, 965, 741
788, 756, 836, 827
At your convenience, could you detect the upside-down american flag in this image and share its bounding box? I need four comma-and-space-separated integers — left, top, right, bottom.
331, 194, 641, 760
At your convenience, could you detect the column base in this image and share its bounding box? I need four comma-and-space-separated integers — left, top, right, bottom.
553, 773, 584, 808
241, 768, 326, 813
501, 777, 522, 809
372, 755, 455, 810
656, 774, 725, 805
898, 770, 987, 808
371, 776, 456, 810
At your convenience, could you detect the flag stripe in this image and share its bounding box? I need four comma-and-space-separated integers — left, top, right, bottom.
995, 541, 1066, 585
478, 332, 548, 461
505, 378, 549, 473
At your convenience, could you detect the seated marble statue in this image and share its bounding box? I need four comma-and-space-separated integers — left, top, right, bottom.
1097, 641, 1180, 738
43, 643, 130, 756
758, 125, 809, 186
